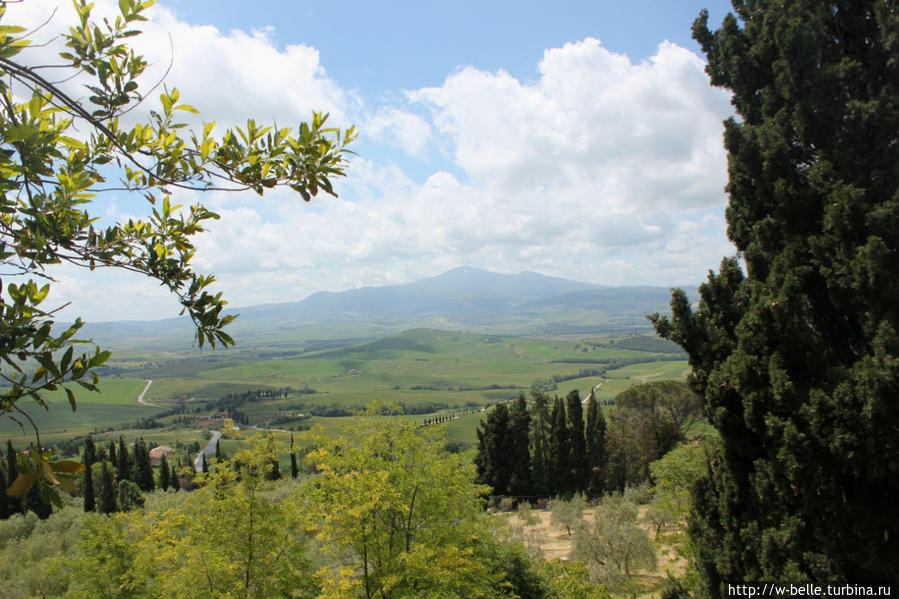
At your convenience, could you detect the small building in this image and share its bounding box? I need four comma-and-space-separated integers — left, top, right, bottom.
148, 445, 175, 466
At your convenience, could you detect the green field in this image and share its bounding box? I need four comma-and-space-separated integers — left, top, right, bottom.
2, 329, 689, 447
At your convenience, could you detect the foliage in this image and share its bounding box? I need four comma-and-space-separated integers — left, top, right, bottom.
0, 0, 354, 501
537, 560, 610, 599
584, 391, 606, 497
606, 381, 701, 490
571, 495, 656, 587
651, 0, 899, 588
548, 493, 587, 536
304, 416, 505, 599
475, 401, 514, 495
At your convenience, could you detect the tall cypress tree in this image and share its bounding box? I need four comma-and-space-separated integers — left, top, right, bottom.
83, 437, 96, 512
0, 462, 9, 519
107, 440, 117, 471
99, 461, 117, 514
529, 390, 552, 497
508, 393, 532, 496
25, 479, 51, 519
548, 396, 572, 496
474, 402, 513, 495
652, 0, 899, 588
159, 455, 171, 491
584, 392, 607, 498
5, 440, 21, 515
134, 438, 155, 492
289, 434, 298, 479
565, 389, 588, 493
116, 437, 131, 482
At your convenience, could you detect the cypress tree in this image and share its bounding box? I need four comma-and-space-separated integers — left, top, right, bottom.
474, 402, 513, 495
159, 455, 171, 491
25, 479, 51, 519
529, 390, 552, 497
99, 461, 117, 514
290, 434, 298, 479
117, 437, 131, 482
508, 393, 532, 496
82, 438, 96, 513
5, 440, 21, 515
584, 392, 607, 498
565, 389, 588, 493
83, 435, 97, 466
548, 396, 572, 496
652, 1, 899, 588
201, 453, 209, 474
134, 438, 155, 492
0, 463, 9, 519
215, 438, 223, 461
107, 440, 117, 470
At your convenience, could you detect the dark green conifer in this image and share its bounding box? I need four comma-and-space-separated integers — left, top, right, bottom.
565, 389, 588, 493
25, 479, 51, 519
134, 438, 155, 492
5, 440, 21, 515
116, 436, 131, 481
159, 455, 171, 491
474, 402, 513, 495
508, 394, 532, 496
652, 0, 899, 588
107, 440, 117, 470
549, 396, 572, 495
0, 464, 9, 519
584, 392, 607, 498
99, 461, 117, 514
529, 390, 552, 496
83, 460, 96, 513
289, 434, 298, 479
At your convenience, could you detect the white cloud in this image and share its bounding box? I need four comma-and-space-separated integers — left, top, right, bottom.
2, 3, 736, 323
365, 108, 432, 158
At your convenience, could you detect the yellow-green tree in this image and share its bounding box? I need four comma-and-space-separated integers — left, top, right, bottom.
304, 416, 505, 599
139, 435, 315, 598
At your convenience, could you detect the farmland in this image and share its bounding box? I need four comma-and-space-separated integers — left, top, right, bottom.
0, 329, 688, 447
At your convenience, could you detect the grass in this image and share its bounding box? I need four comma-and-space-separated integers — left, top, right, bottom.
2, 330, 689, 447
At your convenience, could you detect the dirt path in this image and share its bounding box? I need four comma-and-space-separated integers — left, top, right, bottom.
136, 379, 153, 405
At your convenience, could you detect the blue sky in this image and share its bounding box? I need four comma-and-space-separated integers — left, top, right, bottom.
12, 0, 739, 322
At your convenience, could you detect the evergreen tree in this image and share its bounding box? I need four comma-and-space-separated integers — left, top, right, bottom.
565, 389, 588, 493
215, 438, 223, 461
25, 478, 52, 519
134, 438, 155, 492
290, 434, 298, 479
0, 463, 9, 519
529, 390, 552, 496
117, 437, 131, 482
159, 455, 171, 491
99, 461, 117, 514
83, 435, 97, 466
201, 453, 209, 474
83, 445, 96, 513
585, 392, 607, 498
474, 402, 513, 495
652, 0, 899, 588
549, 396, 572, 496
108, 441, 117, 471
508, 394, 532, 495
5, 440, 22, 515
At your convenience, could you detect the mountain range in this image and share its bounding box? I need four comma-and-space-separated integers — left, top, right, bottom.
81, 266, 689, 351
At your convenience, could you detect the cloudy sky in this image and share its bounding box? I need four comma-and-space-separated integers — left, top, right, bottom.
9, 0, 737, 322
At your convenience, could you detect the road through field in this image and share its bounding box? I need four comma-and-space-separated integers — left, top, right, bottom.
136, 379, 153, 405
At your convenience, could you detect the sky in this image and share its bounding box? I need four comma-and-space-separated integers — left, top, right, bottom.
8, 0, 739, 322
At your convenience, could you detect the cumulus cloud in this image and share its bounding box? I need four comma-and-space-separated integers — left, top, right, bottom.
3, 2, 736, 322
365, 108, 432, 158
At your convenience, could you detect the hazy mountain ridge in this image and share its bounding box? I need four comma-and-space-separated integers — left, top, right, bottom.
80, 266, 686, 350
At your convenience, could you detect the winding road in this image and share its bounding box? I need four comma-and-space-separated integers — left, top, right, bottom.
194, 430, 222, 472
136, 379, 153, 405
